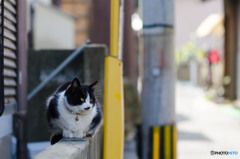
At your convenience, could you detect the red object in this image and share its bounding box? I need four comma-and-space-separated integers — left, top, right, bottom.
208, 49, 220, 64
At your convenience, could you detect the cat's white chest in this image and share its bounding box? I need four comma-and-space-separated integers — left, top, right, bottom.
54, 92, 96, 138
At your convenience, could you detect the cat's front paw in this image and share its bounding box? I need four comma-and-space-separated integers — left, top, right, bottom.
86, 130, 94, 138
63, 130, 74, 138
73, 131, 85, 138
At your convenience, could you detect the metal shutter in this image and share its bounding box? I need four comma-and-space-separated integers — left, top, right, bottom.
0, 0, 17, 116
0, 0, 4, 116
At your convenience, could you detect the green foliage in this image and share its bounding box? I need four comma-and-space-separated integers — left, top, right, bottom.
175, 42, 206, 64
124, 80, 141, 140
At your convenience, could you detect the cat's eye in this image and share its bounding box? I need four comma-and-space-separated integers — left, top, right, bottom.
80, 98, 85, 102
90, 99, 93, 102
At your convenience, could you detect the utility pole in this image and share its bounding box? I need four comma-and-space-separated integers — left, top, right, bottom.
140, 0, 176, 159
223, 0, 238, 100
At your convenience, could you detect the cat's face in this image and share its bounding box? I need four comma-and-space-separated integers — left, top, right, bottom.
64, 78, 98, 113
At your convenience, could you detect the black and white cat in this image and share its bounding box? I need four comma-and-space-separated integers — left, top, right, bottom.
46, 77, 102, 145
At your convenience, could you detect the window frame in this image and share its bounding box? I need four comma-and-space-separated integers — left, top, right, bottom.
0, 0, 4, 117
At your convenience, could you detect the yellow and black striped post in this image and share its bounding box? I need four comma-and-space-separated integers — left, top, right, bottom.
150, 125, 177, 159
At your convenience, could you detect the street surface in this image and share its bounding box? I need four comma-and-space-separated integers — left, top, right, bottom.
177, 82, 240, 159
124, 82, 240, 159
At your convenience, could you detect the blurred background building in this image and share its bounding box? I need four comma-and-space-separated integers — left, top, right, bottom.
27, 0, 137, 79
175, 0, 223, 50
175, 0, 224, 100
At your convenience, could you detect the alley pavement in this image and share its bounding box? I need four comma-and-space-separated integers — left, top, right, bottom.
177, 82, 240, 159
124, 140, 138, 159
124, 81, 240, 159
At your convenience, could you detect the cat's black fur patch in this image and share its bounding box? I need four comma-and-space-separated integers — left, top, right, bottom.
47, 95, 59, 123
57, 81, 72, 92
50, 133, 63, 145
64, 78, 98, 106
88, 106, 102, 133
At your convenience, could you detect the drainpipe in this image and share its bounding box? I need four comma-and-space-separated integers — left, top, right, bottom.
16, 0, 29, 159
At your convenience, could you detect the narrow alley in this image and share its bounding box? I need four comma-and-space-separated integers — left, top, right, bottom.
177, 82, 240, 159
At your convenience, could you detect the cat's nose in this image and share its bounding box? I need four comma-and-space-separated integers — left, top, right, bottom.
84, 107, 90, 110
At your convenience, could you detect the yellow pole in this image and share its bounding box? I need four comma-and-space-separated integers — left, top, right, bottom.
103, 0, 124, 159
110, 0, 119, 57
164, 126, 171, 159
152, 127, 160, 159
151, 125, 177, 159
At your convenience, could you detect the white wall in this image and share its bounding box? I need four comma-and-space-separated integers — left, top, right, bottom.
0, 114, 13, 159
34, 2, 75, 50
0, 115, 12, 139
27, 0, 51, 6
175, 0, 223, 50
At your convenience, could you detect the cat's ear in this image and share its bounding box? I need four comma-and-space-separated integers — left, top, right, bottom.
89, 80, 98, 91
71, 78, 81, 88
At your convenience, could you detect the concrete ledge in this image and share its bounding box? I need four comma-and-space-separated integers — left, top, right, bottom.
33, 139, 89, 159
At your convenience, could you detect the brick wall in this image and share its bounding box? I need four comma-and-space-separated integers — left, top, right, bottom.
61, 0, 91, 47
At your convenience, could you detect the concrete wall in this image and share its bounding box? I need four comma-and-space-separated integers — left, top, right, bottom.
0, 114, 14, 159
175, 0, 223, 50
33, 2, 75, 49
33, 133, 103, 159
